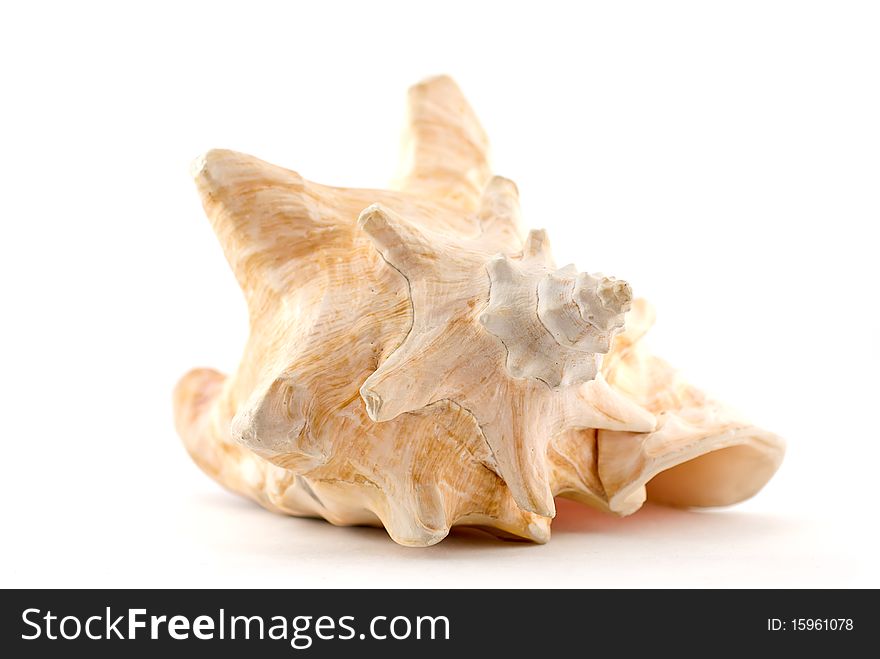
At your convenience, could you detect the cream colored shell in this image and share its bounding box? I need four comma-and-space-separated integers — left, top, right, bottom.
173, 75, 785, 546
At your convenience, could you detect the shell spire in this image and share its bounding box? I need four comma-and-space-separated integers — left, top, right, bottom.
357, 196, 655, 517
174, 76, 785, 546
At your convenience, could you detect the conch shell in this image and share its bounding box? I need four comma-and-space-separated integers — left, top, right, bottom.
173, 76, 784, 546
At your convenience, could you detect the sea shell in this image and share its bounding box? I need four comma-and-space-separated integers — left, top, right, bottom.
173, 75, 784, 546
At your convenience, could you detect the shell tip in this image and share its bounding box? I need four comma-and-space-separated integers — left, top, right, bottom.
190, 152, 209, 179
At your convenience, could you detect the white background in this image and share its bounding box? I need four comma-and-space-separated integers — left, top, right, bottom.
1, 1, 877, 588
